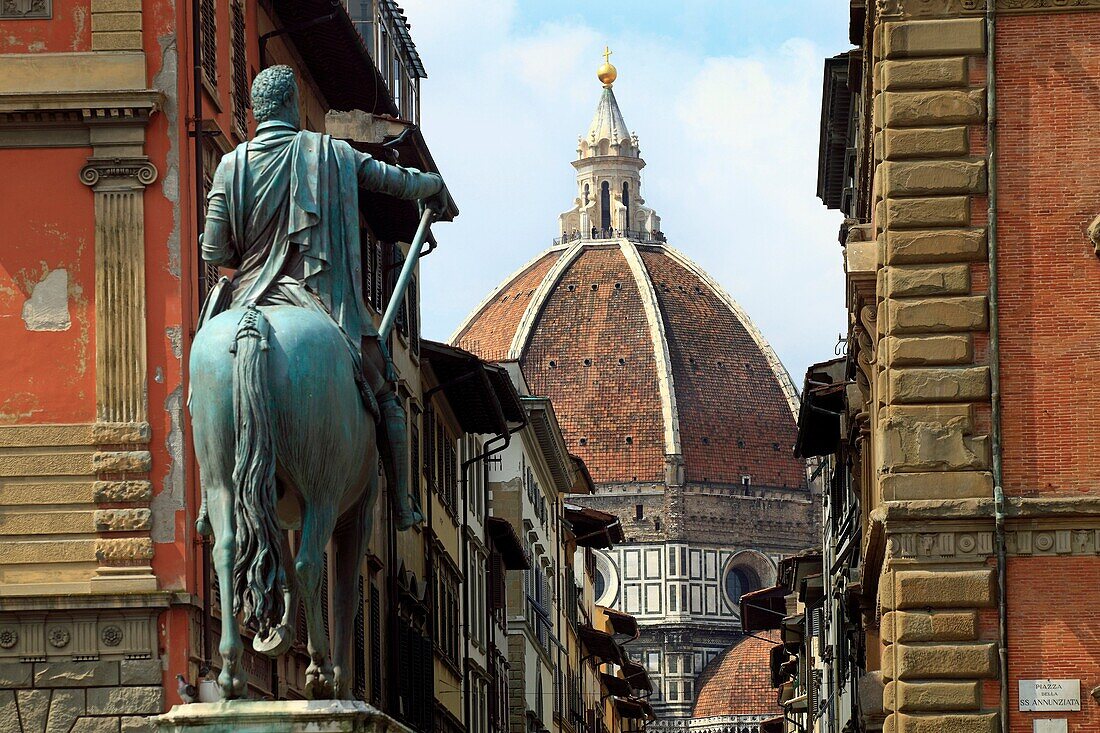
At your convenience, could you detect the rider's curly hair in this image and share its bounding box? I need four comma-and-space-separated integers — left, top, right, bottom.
250, 65, 297, 123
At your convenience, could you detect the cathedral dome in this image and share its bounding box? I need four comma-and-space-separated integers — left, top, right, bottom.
451, 63, 803, 493
692, 632, 782, 719
451, 240, 803, 489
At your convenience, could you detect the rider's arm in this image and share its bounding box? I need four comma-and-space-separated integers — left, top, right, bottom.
356, 152, 444, 201
202, 158, 241, 268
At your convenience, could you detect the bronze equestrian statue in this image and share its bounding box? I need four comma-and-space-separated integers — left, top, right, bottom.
189, 65, 448, 700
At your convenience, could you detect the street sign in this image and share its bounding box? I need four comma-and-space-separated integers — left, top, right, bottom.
1019, 680, 1080, 712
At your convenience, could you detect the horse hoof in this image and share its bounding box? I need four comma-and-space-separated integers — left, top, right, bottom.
253, 625, 294, 657
218, 669, 247, 700
305, 674, 334, 700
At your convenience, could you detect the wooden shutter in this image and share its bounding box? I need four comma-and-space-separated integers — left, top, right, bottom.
229, 0, 248, 140
199, 0, 217, 85
369, 583, 382, 705
354, 577, 366, 700
321, 551, 331, 639
489, 552, 505, 611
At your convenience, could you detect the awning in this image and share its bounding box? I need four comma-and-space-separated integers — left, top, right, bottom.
420, 341, 525, 434
619, 658, 652, 694
579, 624, 623, 666
769, 643, 796, 688
564, 504, 624, 549
602, 607, 639, 641
486, 516, 529, 570
570, 454, 594, 494
800, 573, 824, 607
740, 585, 787, 632
795, 357, 847, 458
600, 672, 632, 698
781, 614, 804, 653
614, 698, 655, 720
761, 715, 785, 733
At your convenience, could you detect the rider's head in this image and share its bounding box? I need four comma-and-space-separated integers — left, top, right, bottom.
251, 65, 300, 128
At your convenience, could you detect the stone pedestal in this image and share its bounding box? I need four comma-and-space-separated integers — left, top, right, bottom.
155, 700, 412, 733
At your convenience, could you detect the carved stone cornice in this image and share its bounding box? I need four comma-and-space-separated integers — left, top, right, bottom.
879, 0, 1100, 18
0, 90, 159, 124
888, 526, 1100, 560
79, 157, 158, 190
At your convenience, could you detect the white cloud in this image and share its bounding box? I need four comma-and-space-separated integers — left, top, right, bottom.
401, 1, 845, 379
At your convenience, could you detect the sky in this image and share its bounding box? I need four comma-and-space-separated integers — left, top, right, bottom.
402, 0, 852, 382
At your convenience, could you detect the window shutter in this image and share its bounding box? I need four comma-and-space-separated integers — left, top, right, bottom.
199, 0, 217, 85
229, 1, 248, 139
354, 577, 366, 700
370, 583, 382, 706
489, 552, 505, 611
321, 551, 331, 639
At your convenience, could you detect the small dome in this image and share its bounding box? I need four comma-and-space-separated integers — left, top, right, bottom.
693, 631, 782, 718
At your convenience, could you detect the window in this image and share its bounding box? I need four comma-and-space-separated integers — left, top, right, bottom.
635, 504, 643, 521
741, 475, 752, 486
434, 561, 461, 668
229, 1, 248, 140
724, 565, 761, 606
199, 0, 217, 87
622, 181, 630, 230
600, 181, 611, 231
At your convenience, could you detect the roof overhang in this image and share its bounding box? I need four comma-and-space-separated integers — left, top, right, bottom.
486, 516, 529, 570
795, 357, 847, 458
522, 396, 575, 494
564, 504, 624, 549
600, 672, 632, 698
420, 340, 525, 434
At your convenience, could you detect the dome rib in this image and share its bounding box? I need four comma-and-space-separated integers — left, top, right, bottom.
618, 239, 681, 458
508, 240, 586, 360
661, 246, 801, 421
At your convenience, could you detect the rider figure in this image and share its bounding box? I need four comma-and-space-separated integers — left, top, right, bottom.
198, 65, 446, 530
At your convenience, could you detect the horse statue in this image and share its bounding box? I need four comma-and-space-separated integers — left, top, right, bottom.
188, 65, 447, 701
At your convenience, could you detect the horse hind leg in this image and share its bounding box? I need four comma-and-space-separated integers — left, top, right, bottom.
206, 480, 248, 699
294, 506, 338, 699
253, 529, 298, 657
331, 471, 378, 698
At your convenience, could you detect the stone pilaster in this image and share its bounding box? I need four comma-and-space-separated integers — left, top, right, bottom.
866, 10, 1001, 731
80, 156, 157, 426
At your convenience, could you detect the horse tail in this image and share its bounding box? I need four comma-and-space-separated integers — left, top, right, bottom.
229, 305, 284, 634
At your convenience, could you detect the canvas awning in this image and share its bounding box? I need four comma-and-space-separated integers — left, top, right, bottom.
486, 516, 529, 570
579, 624, 623, 666
564, 504, 624, 549
740, 584, 787, 632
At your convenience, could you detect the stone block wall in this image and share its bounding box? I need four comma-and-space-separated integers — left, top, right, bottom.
0, 659, 164, 732
867, 10, 1001, 731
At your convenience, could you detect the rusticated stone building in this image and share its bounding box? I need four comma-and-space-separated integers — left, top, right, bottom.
780, 2, 1100, 732
453, 59, 816, 733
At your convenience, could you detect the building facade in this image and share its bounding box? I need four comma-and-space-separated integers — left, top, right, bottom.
0, 3, 653, 732
453, 60, 817, 733
774, 2, 1100, 732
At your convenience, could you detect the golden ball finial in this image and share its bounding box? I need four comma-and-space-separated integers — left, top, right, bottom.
597, 45, 617, 86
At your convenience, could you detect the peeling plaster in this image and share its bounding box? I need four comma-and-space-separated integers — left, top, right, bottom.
153, 34, 181, 279
166, 325, 183, 360
71, 8, 86, 51
152, 385, 185, 542
21, 269, 70, 331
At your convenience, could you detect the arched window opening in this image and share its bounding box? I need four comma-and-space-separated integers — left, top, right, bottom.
724, 566, 761, 606
583, 183, 590, 205
600, 181, 611, 232
623, 181, 630, 231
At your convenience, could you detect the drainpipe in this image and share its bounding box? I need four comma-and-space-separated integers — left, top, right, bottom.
190, 0, 211, 670
985, 5, 1009, 732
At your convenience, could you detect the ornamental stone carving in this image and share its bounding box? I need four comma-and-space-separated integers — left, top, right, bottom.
48, 627, 70, 649
0, 629, 18, 649
79, 158, 158, 190
0, 0, 50, 19
100, 626, 123, 647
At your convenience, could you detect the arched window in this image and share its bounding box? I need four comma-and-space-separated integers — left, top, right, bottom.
622, 181, 631, 231
600, 181, 611, 232
724, 566, 760, 606
583, 183, 590, 205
